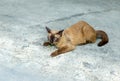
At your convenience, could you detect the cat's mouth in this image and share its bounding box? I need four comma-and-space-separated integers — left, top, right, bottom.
49, 43, 55, 46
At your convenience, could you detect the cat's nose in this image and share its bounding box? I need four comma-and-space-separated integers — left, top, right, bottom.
50, 38, 54, 43
50, 35, 54, 43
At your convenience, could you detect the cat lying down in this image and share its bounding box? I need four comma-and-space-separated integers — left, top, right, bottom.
43, 21, 109, 57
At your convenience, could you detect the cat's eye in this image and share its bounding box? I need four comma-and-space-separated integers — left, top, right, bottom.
54, 37, 59, 42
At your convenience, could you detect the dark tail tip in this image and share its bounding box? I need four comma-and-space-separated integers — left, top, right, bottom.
96, 30, 109, 47
98, 40, 108, 47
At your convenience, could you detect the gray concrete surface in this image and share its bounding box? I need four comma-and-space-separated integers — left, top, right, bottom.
0, 0, 120, 81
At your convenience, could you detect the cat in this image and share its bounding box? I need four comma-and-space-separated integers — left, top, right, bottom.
43, 21, 109, 57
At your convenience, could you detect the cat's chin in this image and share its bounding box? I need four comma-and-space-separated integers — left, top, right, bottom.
49, 43, 55, 46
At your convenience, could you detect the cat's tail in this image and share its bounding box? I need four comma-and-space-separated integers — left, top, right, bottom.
96, 30, 109, 46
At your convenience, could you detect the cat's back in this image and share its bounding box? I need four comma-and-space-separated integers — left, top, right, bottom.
64, 21, 89, 36
63, 21, 87, 45
63, 21, 96, 45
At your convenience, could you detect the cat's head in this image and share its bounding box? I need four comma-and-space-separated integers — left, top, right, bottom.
45, 27, 64, 44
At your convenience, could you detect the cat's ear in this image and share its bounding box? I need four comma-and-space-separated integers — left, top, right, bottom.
57, 30, 64, 36
46, 27, 51, 33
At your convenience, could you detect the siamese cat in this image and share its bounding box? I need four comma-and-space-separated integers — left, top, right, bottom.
43, 21, 109, 57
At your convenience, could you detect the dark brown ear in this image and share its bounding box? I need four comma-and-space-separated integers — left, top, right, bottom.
57, 30, 64, 36
46, 27, 51, 33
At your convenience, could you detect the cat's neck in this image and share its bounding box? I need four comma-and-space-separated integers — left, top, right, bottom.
55, 35, 66, 48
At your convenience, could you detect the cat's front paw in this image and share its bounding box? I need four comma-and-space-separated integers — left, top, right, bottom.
51, 51, 58, 57
43, 42, 50, 46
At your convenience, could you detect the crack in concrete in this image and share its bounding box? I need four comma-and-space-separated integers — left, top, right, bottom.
46, 13, 85, 23
29, 8, 118, 28
0, 14, 15, 19
45, 9, 113, 24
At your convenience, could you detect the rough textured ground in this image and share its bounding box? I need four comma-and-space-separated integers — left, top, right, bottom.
0, 0, 120, 81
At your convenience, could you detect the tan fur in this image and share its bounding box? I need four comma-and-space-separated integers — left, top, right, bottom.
43, 21, 109, 57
